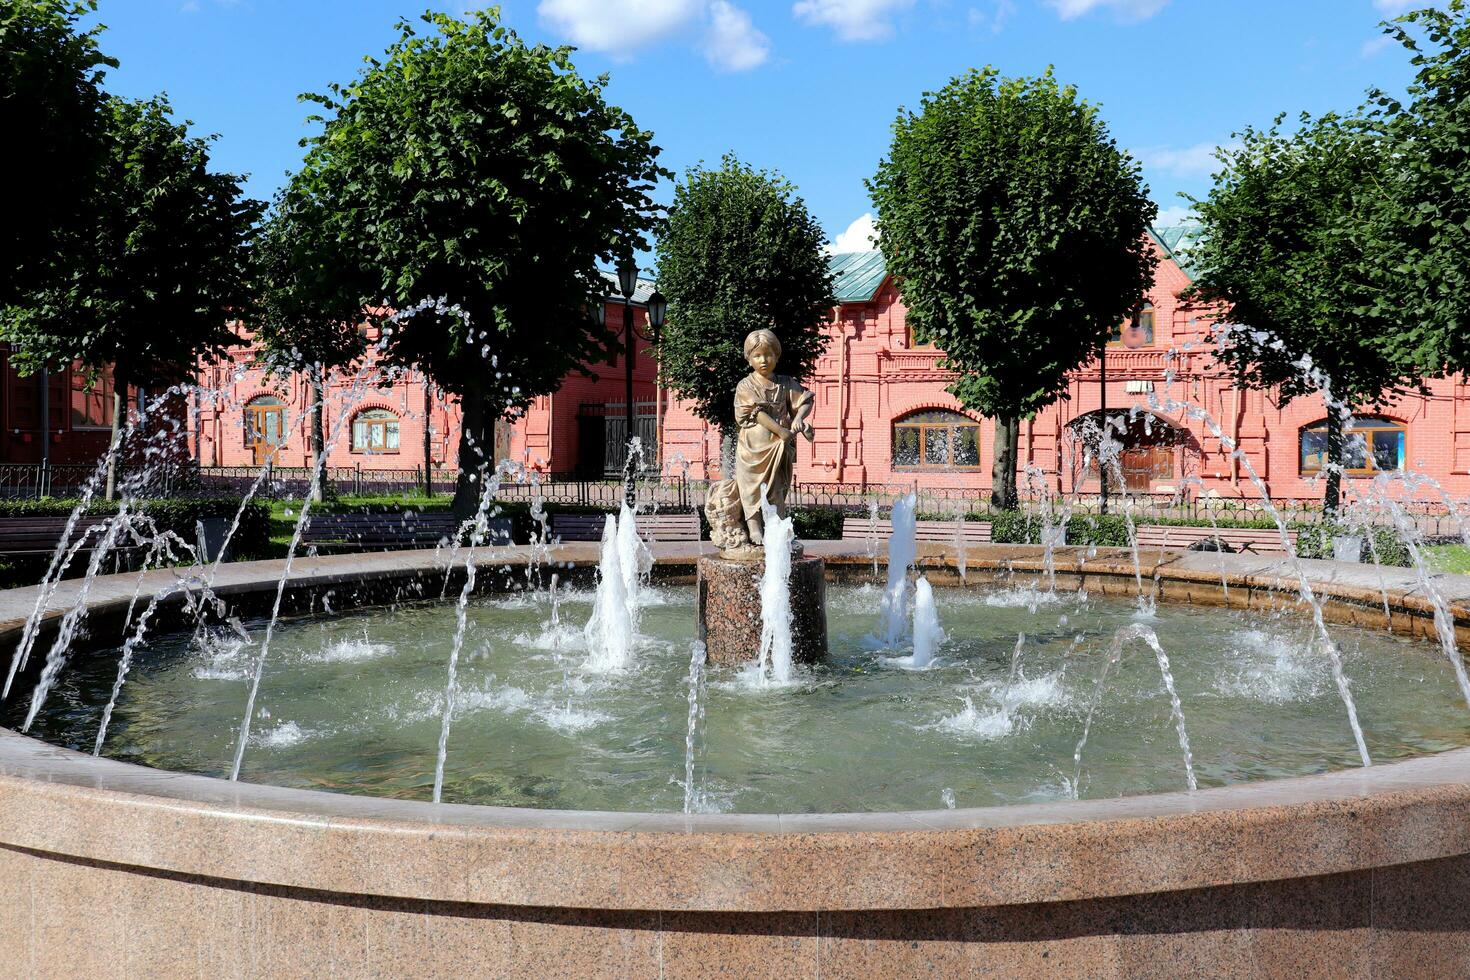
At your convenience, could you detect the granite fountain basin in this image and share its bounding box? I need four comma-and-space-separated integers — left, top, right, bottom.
3, 542, 1470, 977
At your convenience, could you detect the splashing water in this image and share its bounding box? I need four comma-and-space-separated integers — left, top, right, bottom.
876, 492, 917, 647
431, 463, 508, 803
911, 576, 942, 668
584, 514, 633, 672
867, 496, 881, 580
616, 500, 652, 629
1072, 623, 1196, 794
757, 492, 795, 685
999, 633, 1027, 725
683, 641, 707, 814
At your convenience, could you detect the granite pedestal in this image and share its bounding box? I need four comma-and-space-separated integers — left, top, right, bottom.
696, 553, 827, 667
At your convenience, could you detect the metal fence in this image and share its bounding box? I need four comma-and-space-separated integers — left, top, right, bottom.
0, 462, 202, 499
4, 461, 1467, 538
196, 465, 447, 498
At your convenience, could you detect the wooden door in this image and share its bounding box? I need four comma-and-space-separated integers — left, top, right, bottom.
244, 402, 285, 465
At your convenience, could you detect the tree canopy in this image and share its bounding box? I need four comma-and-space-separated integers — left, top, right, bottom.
295, 10, 666, 513
0, 0, 116, 307
1186, 113, 1418, 510
1, 94, 260, 393
1358, 0, 1470, 379
654, 154, 834, 436
252, 185, 365, 376
868, 68, 1157, 509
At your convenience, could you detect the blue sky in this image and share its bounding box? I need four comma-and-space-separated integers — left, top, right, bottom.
86, 0, 1428, 258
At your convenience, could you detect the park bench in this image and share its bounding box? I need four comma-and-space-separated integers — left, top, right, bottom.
549, 510, 701, 543
0, 515, 145, 569
1133, 523, 1297, 555
841, 517, 993, 545
301, 512, 508, 552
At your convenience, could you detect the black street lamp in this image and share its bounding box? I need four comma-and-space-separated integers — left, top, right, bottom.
617, 259, 638, 505
643, 290, 667, 474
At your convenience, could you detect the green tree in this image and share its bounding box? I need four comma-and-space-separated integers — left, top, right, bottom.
296, 10, 665, 517
868, 68, 1156, 510
1186, 114, 1417, 512
1, 94, 261, 497
654, 154, 835, 446
1358, 2, 1470, 380
252, 185, 366, 500
0, 0, 116, 307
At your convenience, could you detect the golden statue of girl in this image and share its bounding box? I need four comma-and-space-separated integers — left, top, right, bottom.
728, 328, 814, 546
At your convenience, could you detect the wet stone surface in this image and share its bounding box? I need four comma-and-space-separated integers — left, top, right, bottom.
697, 554, 828, 667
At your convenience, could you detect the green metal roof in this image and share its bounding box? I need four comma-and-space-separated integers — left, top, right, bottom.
596, 270, 657, 306
828, 250, 888, 303
823, 230, 1200, 302
1149, 223, 1204, 280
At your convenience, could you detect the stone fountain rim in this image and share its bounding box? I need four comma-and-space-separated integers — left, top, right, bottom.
2, 541, 1470, 912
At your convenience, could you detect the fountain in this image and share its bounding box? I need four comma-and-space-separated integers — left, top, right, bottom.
9, 327, 1470, 974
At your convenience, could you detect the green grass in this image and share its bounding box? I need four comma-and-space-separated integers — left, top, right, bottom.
1425, 543, 1470, 575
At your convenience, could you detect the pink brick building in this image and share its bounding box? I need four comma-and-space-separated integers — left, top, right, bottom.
195, 276, 657, 484
630, 228, 1470, 504
195, 230, 1470, 504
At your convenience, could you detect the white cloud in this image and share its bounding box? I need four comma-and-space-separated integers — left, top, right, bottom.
1133, 140, 1239, 178
538, 0, 769, 71
967, 0, 1017, 33
792, 0, 916, 42
1046, 0, 1169, 21
1153, 204, 1197, 228
1361, 33, 1395, 57
703, 1, 771, 71
826, 213, 879, 254
537, 0, 703, 54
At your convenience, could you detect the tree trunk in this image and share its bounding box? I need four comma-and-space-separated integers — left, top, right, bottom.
452, 387, 491, 520
104, 383, 126, 501
991, 415, 1020, 511
1324, 409, 1344, 516
308, 363, 329, 503
423, 379, 434, 499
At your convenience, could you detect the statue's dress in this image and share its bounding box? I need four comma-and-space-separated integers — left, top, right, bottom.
734, 373, 813, 521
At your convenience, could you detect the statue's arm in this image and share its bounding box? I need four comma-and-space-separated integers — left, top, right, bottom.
755, 409, 792, 442
788, 381, 815, 440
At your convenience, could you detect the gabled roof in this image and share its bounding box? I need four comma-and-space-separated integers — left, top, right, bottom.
1149, 223, 1204, 280
825, 227, 1200, 302
828, 250, 888, 303
596, 270, 657, 306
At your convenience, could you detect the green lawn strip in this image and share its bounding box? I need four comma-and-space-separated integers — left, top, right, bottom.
1425, 544, 1470, 575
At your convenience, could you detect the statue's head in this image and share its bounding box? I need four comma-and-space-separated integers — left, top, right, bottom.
743, 329, 781, 370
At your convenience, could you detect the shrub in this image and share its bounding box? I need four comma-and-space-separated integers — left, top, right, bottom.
792, 506, 844, 540
982, 508, 1411, 565
1295, 522, 1410, 567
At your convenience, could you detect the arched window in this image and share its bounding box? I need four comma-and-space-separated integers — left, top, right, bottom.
1108, 303, 1155, 348
352, 408, 400, 453
243, 396, 286, 465
1300, 418, 1405, 475
892, 410, 980, 470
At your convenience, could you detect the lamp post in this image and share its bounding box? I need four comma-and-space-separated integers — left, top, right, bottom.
644, 290, 667, 475
617, 259, 638, 506
1099, 332, 1108, 516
